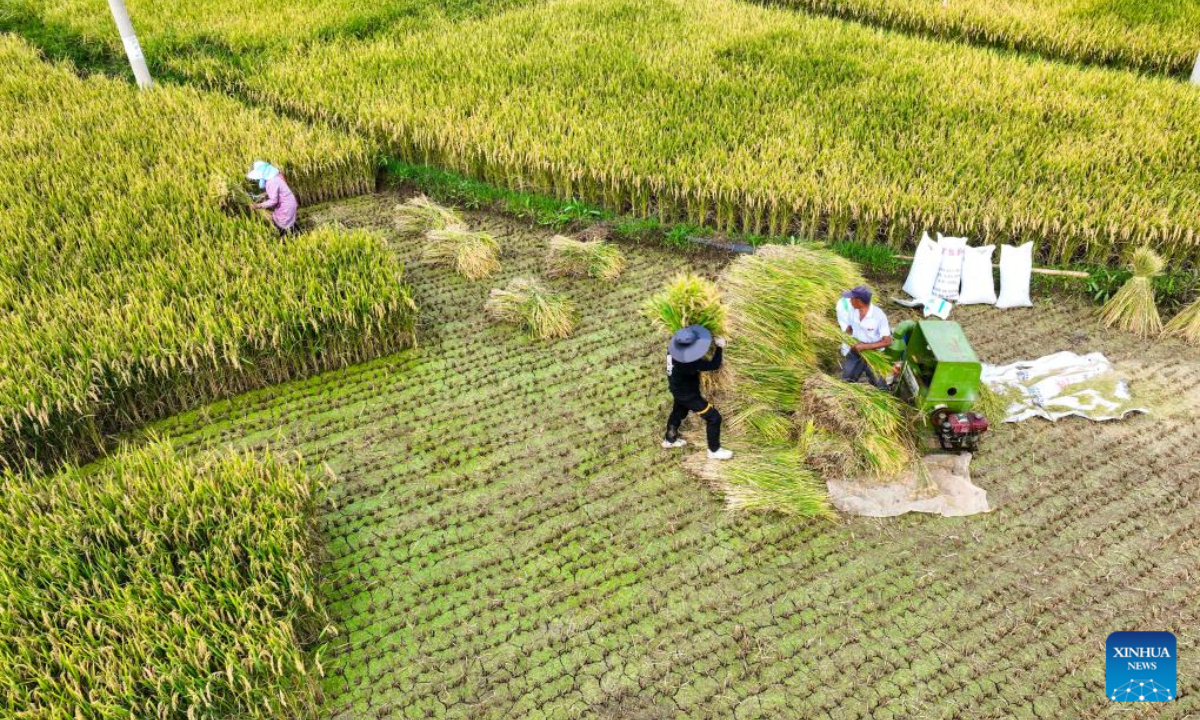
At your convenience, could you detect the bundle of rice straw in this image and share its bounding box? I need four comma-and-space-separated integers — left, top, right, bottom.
1099, 247, 1163, 338
423, 227, 501, 280
545, 235, 626, 280
485, 277, 575, 340
702, 244, 919, 517
644, 273, 726, 336
799, 374, 915, 480
645, 273, 729, 392
393, 195, 462, 239
208, 174, 253, 215
1163, 297, 1200, 345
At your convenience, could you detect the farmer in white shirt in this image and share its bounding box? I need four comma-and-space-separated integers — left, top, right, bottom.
841, 285, 892, 390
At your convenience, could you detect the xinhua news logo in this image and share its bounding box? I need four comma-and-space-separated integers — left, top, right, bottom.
1106, 631, 1176, 703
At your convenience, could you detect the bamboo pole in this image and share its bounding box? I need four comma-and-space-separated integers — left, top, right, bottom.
894, 254, 1090, 278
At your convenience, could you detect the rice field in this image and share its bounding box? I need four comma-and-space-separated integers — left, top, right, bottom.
151, 193, 1200, 718
246, 0, 1200, 265
0, 36, 415, 468
765, 0, 1200, 76
0, 0, 545, 79
0, 442, 328, 717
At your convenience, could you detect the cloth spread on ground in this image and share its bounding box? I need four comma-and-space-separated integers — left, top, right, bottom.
981, 351, 1146, 422
827, 453, 989, 517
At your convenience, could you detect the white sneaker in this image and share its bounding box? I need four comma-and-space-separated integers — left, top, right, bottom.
661, 438, 687, 449
707, 448, 734, 460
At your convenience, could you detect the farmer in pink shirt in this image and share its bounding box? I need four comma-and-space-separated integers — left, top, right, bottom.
247, 160, 298, 235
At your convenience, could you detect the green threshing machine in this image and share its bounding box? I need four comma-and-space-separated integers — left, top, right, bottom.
884, 319, 989, 451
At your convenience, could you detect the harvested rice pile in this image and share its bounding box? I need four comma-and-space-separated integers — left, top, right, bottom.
485, 277, 575, 340
393, 195, 462, 239
423, 227, 501, 280
1099, 247, 1163, 338
645, 273, 729, 392
708, 244, 920, 517
545, 235, 626, 280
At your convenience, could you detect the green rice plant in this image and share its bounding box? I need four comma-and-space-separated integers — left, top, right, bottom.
1099, 247, 1164, 338
0, 36, 413, 469
545, 235, 626, 280
0, 440, 330, 718
249, 0, 1200, 266
762, 0, 1200, 77
1163, 297, 1200, 345
394, 195, 464, 239
423, 226, 501, 280
485, 277, 576, 340
644, 273, 727, 336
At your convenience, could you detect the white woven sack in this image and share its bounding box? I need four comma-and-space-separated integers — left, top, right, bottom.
903, 232, 940, 300
996, 242, 1034, 309
923, 296, 953, 319
958, 245, 996, 305
932, 234, 967, 301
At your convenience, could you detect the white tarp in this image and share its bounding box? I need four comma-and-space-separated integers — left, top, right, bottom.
827, 453, 990, 518
981, 351, 1146, 423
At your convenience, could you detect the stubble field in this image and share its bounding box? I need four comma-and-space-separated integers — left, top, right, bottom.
153, 193, 1200, 719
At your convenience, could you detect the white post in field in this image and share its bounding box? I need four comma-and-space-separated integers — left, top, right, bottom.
106, 0, 153, 89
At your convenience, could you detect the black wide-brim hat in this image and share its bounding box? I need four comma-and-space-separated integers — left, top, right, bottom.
669, 325, 713, 363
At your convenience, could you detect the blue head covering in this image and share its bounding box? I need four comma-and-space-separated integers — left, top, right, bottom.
668, 325, 713, 363
246, 160, 280, 189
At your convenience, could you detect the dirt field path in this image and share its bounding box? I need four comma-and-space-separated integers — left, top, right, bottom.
154, 194, 1200, 719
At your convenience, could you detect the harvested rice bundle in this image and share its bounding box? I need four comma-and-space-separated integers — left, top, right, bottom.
486, 277, 576, 340
799, 374, 917, 480
208, 174, 253, 215
644, 273, 726, 336
645, 273, 729, 392
686, 445, 834, 519
1163, 297, 1200, 345
545, 235, 626, 280
393, 195, 462, 239
1099, 247, 1164, 338
721, 245, 862, 407
423, 227, 501, 280
697, 245, 918, 516
728, 401, 795, 445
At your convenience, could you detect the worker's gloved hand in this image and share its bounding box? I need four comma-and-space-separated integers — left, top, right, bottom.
715, 336, 727, 348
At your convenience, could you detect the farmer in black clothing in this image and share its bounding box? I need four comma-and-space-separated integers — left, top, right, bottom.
662, 325, 733, 460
